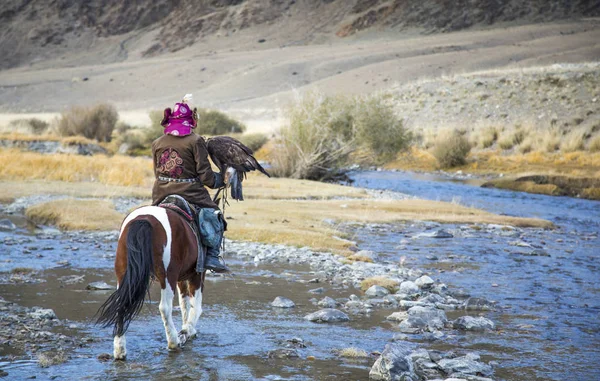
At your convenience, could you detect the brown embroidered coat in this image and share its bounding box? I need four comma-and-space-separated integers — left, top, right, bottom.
151, 133, 220, 209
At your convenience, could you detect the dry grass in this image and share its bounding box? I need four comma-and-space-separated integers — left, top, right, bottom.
0, 180, 150, 202
224, 198, 551, 254
38, 351, 68, 368
360, 276, 400, 292
337, 347, 369, 358
0, 150, 153, 187
431, 130, 471, 168
589, 135, 600, 152
26, 199, 124, 230
561, 130, 586, 152
477, 126, 498, 149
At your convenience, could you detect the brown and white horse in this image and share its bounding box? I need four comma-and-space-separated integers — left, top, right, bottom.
96, 206, 205, 360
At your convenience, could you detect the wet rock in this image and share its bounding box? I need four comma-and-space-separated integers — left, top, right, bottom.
353, 250, 378, 261
369, 342, 416, 381
399, 281, 420, 294
317, 296, 338, 308
29, 308, 57, 320
0, 370, 7, 377
366, 285, 390, 298
0, 219, 17, 231
463, 297, 494, 311
86, 281, 114, 290
304, 308, 349, 323
386, 311, 408, 322
437, 353, 493, 377
415, 229, 453, 239
453, 316, 495, 331
268, 348, 299, 359
415, 275, 434, 289
399, 306, 447, 333
58, 275, 85, 285
271, 296, 295, 308
97, 353, 112, 361
308, 287, 325, 294
284, 337, 306, 348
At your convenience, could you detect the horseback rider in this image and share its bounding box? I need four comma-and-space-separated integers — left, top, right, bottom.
151, 94, 230, 273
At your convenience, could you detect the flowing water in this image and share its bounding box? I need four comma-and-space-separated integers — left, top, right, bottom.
1, 170, 599, 380
349, 170, 600, 381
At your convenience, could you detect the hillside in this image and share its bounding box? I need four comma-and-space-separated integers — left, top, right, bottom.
1, 0, 599, 70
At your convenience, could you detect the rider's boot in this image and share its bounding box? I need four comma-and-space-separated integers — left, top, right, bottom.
203, 245, 230, 273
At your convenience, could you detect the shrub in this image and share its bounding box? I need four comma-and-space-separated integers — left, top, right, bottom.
354, 94, 412, 161
589, 135, 600, 152
270, 93, 356, 180
237, 133, 269, 152
479, 127, 498, 148
145, 109, 166, 145
562, 130, 586, 152
197, 109, 246, 135
270, 92, 411, 180
56, 104, 118, 142
431, 129, 471, 168
10, 118, 50, 134
115, 121, 132, 135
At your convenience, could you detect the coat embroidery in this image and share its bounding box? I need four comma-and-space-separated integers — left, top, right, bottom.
158, 148, 184, 178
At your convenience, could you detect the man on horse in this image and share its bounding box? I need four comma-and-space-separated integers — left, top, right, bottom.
151, 94, 229, 273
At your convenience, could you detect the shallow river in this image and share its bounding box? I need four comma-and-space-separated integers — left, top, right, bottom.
349, 170, 600, 381
0, 170, 599, 381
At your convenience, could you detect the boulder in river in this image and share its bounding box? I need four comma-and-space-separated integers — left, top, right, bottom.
414, 229, 454, 239
28, 308, 57, 320
398, 281, 420, 295
86, 281, 114, 290
415, 275, 434, 289
304, 308, 349, 323
317, 296, 338, 308
268, 348, 300, 359
453, 316, 495, 331
0, 219, 17, 231
399, 306, 447, 333
271, 296, 296, 308
436, 353, 493, 377
369, 342, 416, 381
463, 297, 494, 311
366, 285, 391, 298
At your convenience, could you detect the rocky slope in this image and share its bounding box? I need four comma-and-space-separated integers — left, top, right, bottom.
1, 0, 599, 69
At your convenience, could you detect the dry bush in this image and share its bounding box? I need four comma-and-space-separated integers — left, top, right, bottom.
197, 109, 246, 135
561, 130, 586, 152
56, 104, 118, 142
498, 136, 515, 150
271, 92, 411, 180
236, 133, 269, 152
542, 128, 562, 153
360, 276, 399, 292
354, 93, 412, 161
270, 93, 356, 180
589, 135, 600, 152
479, 126, 498, 148
26, 199, 124, 231
518, 137, 534, 154
431, 129, 471, 168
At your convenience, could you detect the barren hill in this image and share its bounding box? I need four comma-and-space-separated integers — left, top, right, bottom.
2, 0, 599, 69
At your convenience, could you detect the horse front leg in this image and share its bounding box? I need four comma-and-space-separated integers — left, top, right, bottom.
159, 280, 180, 350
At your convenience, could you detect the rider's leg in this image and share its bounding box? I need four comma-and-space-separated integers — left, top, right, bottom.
203, 228, 230, 273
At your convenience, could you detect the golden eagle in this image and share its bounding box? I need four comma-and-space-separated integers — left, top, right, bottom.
206, 136, 270, 201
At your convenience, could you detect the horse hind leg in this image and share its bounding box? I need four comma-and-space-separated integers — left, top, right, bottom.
177, 281, 192, 345
183, 274, 204, 339
159, 281, 180, 350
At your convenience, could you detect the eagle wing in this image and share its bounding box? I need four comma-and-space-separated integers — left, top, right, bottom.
206, 136, 270, 178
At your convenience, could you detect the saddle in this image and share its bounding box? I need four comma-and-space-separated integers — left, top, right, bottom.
158, 195, 206, 270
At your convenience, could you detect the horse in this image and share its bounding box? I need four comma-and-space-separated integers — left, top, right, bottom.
95, 204, 205, 360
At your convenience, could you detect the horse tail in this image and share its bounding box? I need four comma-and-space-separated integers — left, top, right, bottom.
96, 219, 154, 337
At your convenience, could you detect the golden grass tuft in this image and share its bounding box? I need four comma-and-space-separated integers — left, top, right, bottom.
0, 150, 153, 187
360, 276, 400, 292
346, 253, 374, 263
26, 199, 124, 231
589, 135, 600, 152
337, 347, 369, 358
38, 352, 68, 368
561, 130, 586, 152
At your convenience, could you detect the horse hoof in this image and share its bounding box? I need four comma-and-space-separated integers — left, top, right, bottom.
178, 333, 188, 347
113, 355, 127, 361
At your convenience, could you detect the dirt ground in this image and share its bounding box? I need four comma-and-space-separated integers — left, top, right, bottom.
0, 20, 598, 132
